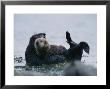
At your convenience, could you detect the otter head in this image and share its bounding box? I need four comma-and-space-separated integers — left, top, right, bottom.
29, 33, 46, 44
34, 37, 50, 56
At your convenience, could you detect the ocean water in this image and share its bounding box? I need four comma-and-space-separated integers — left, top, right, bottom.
14, 14, 97, 76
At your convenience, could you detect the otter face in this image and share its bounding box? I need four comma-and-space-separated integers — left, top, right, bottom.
29, 33, 46, 45
34, 38, 50, 55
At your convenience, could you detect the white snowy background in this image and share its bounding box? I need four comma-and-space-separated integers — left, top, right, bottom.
14, 14, 97, 76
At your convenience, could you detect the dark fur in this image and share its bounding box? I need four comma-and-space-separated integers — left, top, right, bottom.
25, 33, 67, 66
25, 31, 90, 66
66, 31, 90, 61
25, 33, 46, 66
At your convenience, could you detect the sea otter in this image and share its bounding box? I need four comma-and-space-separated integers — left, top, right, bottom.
66, 31, 90, 61
25, 33, 67, 66
25, 31, 90, 66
